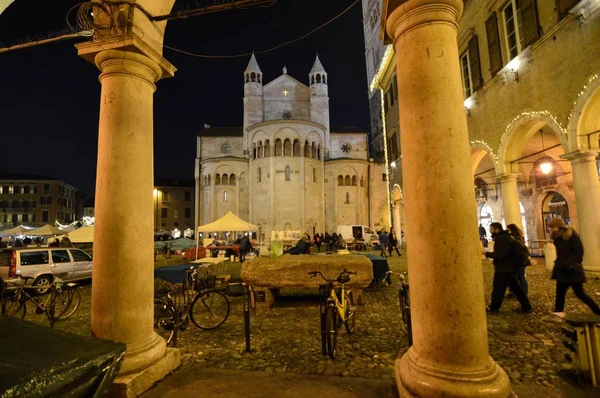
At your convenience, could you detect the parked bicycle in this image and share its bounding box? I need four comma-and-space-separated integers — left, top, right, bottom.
386, 270, 412, 346
2, 272, 81, 324
308, 269, 357, 359
154, 266, 230, 345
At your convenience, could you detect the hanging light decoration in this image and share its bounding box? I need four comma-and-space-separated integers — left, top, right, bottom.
538, 129, 554, 175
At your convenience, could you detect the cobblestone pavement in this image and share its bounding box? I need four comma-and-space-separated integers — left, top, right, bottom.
20, 253, 600, 390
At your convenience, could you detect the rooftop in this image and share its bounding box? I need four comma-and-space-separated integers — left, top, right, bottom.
197, 127, 243, 137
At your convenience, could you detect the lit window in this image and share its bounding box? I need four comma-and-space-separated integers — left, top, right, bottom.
224, 191, 228, 202
8, 186, 14, 194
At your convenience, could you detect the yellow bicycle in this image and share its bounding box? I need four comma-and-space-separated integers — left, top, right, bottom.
308, 269, 357, 359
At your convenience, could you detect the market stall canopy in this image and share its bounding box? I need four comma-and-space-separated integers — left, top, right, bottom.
197, 212, 258, 232
25, 224, 63, 236
0, 225, 33, 236
55, 226, 94, 243
154, 238, 197, 251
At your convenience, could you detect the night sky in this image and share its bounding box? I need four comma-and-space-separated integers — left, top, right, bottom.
0, 0, 370, 196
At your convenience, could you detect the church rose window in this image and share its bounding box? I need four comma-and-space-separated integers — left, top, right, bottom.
341, 144, 351, 153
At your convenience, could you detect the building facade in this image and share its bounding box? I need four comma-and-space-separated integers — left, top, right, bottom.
373, 0, 600, 271
0, 173, 80, 228
195, 55, 389, 242
362, 0, 388, 161
154, 179, 195, 233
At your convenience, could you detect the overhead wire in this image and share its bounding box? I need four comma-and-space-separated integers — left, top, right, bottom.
159, 0, 360, 58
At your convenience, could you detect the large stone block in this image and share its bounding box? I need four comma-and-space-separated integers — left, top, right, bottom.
241, 254, 373, 289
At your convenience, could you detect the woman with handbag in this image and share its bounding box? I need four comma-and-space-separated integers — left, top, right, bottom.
549, 218, 600, 316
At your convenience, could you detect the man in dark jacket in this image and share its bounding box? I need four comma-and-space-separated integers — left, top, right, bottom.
239, 235, 252, 263
549, 218, 600, 315
485, 222, 532, 313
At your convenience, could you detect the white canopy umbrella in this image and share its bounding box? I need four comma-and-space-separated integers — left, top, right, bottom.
0, 225, 33, 237
195, 212, 257, 261
26, 224, 63, 236
55, 226, 94, 243
197, 211, 258, 232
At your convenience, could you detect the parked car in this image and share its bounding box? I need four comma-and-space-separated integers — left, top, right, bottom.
0, 247, 93, 294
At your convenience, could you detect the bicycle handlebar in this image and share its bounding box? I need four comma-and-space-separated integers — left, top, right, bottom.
308, 269, 357, 283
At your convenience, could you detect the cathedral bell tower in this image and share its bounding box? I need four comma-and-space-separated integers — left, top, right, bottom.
309, 54, 330, 156
243, 54, 264, 153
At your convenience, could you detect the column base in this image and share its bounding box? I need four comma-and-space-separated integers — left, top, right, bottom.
584, 262, 600, 278
395, 349, 511, 398
111, 347, 180, 397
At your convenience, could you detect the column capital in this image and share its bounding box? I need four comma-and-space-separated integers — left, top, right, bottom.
94, 49, 163, 90
496, 173, 520, 183
561, 150, 600, 164
76, 33, 176, 80
382, 0, 464, 43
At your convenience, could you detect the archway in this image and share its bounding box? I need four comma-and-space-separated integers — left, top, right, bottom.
541, 191, 570, 235
498, 115, 571, 239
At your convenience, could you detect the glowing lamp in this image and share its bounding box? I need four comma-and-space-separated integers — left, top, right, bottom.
540, 161, 553, 175
390, 161, 396, 168
506, 58, 520, 82
153, 188, 158, 197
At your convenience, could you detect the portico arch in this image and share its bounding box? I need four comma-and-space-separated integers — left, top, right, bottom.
567, 72, 600, 150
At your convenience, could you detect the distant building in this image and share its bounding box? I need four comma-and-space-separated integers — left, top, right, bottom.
195, 55, 389, 242
83, 197, 95, 218
154, 179, 195, 233
0, 173, 80, 228
361, 0, 387, 161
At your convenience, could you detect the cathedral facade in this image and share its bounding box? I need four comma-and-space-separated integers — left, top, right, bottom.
194, 55, 389, 242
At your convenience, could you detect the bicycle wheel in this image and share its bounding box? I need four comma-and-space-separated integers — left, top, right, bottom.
344, 292, 356, 334
190, 290, 230, 330
56, 288, 81, 320
325, 305, 338, 359
5, 295, 25, 319
154, 298, 175, 345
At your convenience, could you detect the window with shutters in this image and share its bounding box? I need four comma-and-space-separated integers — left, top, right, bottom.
502, 0, 539, 60
486, 13, 503, 76
460, 51, 473, 99
557, 0, 580, 20
460, 37, 483, 97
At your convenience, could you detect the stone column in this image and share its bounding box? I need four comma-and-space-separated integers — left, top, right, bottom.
87, 50, 179, 393
566, 151, 600, 274
499, 174, 523, 230
384, 1, 511, 396
392, 201, 402, 243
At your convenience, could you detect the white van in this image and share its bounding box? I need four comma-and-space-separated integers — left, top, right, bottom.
0, 247, 93, 294
336, 225, 379, 247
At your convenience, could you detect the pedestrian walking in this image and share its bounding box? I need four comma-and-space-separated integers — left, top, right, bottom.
479, 223, 487, 239
331, 232, 339, 251
485, 222, 532, 313
378, 230, 388, 258
506, 224, 531, 296
549, 218, 600, 316
388, 230, 401, 257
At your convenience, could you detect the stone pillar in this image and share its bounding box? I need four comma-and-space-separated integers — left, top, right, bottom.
81, 48, 179, 395
566, 151, 600, 274
499, 174, 522, 230
392, 201, 402, 243
384, 1, 511, 396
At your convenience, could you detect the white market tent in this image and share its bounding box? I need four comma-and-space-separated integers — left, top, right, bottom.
0, 225, 34, 237
26, 224, 63, 236
55, 226, 95, 243
197, 212, 258, 232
